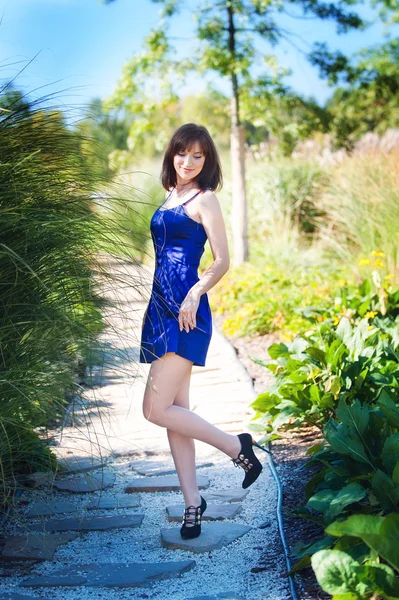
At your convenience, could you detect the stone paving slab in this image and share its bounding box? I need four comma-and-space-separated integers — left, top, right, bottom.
29, 514, 144, 532
53, 471, 115, 493
130, 459, 213, 477
26, 500, 78, 517
57, 456, 108, 475
166, 503, 242, 521
19, 561, 196, 588
86, 494, 141, 510
1, 533, 78, 562
161, 522, 252, 553
202, 489, 249, 503
125, 474, 209, 493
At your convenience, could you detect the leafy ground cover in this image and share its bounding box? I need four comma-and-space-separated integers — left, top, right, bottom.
243, 270, 399, 599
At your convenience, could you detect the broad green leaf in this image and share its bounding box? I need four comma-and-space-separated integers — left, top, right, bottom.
305, 469, 328, 502
250, 392, 280, 413
289, 369, 310, 383
306, 442, 324, 456
354, 368, 368, 390
309, 384, 321, 404
311, 549, 364, 596
336, 398, 369, 437
326, 340, 349, 371
326, 513, 399, 572
293, 534, 336, 559
370, 372, 394, 385
268, 343, 289, 359
306, 489, 336, 514
325, 375, 342, 396
329, 482, 367, 519
335, 317, 353, 347
326, 514, 383, 539
324, 420, 372, 466
288, 554, 310, 574
355, 563, 399, 598
289, 506, 323, 525
382, 433, 399, 475
393, 462, 399, 484
305, 346, 326, 365
377, 389, 399, 429
288, 335, 309, 357
334, 536, 371, 562
318, 392, 335, 409
371, 470, 399, 512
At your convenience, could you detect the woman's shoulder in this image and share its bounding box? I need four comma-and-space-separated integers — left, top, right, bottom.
197, 189, 221, 218
200, 188, 219, 204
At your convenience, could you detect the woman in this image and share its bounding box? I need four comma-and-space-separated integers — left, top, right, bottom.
140, 123, 267, 540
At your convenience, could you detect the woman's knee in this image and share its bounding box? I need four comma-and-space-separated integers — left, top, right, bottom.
142, 399, 164, 425
142, 352, 192, 423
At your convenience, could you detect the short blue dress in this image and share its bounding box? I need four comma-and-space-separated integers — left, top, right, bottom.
139, 189, 213, 367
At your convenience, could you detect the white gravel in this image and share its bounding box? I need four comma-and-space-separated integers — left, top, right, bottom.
0, 452, 290, 600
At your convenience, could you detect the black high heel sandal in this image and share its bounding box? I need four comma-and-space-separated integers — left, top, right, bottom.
180, 495, 207, 539
232, 433, 270, 489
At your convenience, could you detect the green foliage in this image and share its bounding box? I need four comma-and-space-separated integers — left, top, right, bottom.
73, 98, 130, 181
210, 260, 351, 340
311, 514, 399, 599
312, 548, 399, 599
323, 40, 399, 148
246, 265, 399, 595
104, 0, 364, 157
242, 88, 330, 156
248, 158, 329, 236
249, 277, 399, 434
0, 88, 108, 503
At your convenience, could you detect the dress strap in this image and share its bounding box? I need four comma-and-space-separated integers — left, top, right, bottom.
181, 190, 202, 206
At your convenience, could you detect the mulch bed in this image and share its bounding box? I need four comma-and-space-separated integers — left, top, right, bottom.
214, 315, 331, 600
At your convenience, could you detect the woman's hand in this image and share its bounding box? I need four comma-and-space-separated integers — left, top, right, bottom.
179, 289, 200, 332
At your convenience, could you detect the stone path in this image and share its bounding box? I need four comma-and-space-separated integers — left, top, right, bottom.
0, 259, 290, 600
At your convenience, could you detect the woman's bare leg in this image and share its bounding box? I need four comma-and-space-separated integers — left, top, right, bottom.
166, 363, 201, 509
143, 352, 241, 461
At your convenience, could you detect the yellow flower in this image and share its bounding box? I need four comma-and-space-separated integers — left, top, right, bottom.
317, 316, 326, 322
373, 260, 385, 269
364, 311, 378, 320
334, 316, 341, 326
359, 258, 371, 266
368, 325, 374, 330
371, 250, 385, 257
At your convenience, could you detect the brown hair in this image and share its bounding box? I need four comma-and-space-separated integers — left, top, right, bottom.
160, 123, 223, 192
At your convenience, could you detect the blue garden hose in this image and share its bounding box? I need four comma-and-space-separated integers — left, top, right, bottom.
264, 442, 300, 600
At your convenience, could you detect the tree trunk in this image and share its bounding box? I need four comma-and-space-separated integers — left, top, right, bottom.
230, 101, 248, 265
227, 4, 248, 265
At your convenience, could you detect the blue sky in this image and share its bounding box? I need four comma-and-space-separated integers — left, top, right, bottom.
0, 0, 390, 111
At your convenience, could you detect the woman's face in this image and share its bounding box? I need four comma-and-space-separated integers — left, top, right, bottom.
173, 142, 206, 185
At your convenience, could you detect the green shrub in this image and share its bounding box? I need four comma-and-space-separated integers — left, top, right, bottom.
247, 274, 399, 596
0, 89, 108, 504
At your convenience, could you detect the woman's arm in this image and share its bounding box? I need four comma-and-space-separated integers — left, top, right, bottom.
188, 190, 230, 300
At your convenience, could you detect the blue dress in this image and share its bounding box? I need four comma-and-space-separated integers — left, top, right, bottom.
139, 190, 212, 367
